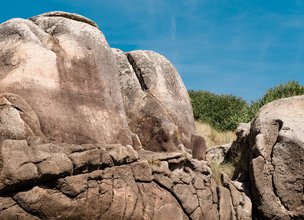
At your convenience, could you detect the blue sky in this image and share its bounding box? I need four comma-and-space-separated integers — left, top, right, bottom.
1, 0, 303, 101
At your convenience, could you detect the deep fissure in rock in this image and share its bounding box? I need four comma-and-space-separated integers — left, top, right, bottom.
152, 179, 191, 218
126, 53, 149, 91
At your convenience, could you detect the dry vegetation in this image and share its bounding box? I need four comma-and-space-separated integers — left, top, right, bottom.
195, 120, 238, 184
195, 121, 236, 147
209, 161, 236, 184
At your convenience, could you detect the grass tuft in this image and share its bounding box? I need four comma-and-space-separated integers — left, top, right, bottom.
210, 161, 236, 185
195, 121, 236, 147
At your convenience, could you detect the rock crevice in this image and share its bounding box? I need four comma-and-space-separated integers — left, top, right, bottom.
126, 53, 149, 91
1, 11, 302, 220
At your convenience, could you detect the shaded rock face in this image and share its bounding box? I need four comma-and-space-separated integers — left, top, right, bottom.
191, 134, 207, 160
0, 11, 132, 145
229, 96, 304, 220
113, 49, 196, 152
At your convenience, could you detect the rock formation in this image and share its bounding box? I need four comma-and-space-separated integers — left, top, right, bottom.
206, 144, 230, 164
1, 11, 302, 220
225, 97, 304, 220
0, 137, 251, 219
248, 96, 304, 219
0, 11, 132, 146
0, 11, 216, 219
113, 49, 196, 152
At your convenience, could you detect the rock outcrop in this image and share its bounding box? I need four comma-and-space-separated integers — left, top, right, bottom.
0, 11, 219, 219
3, 11, 303, 220
0, 137, 252, 220
226, 96, 304, 219
249, 96, 304, 220
0, 11, 132, 145
113, 49, 196, 152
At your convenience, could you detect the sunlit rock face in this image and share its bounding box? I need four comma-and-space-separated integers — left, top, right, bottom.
0, 11, 132, 145
227, 95, 304, 220
113, 49, 196, 152
0, 11, 257, 220
247, 96, 304, 219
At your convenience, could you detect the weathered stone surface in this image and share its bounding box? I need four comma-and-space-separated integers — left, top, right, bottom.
0, 12, 132, 145
222, 173, 252, 220
0, 93, 46, 141
0, 140, 141, 193
206, 143, 231, 164
230, 96, 304, 219
191, 134, 207, 160
57, 174, 88, 197
113, 49, 196, 152
0, 10, 259, 220
0, 140, 232, 219
218, 186, 233, 220
0, 203, 40, 220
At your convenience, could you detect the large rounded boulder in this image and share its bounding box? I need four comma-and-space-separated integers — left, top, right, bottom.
0, 12, 132, 145
244, 96, 304, 219
0, 11, 255, 220
113, 49, 196, 152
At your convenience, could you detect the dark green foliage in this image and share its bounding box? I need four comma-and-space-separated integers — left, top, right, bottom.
189, 90, 248, 131
189, 81, 304, 131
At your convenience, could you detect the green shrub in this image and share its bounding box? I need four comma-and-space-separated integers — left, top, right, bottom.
189, 81, 304, 131
189, 90, 248, 131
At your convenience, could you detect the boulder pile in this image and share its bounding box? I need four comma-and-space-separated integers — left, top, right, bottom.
0, 11, 302, 220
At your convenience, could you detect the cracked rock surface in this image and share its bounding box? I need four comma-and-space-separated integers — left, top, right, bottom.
112, 49, 196, 152
0, 138, 251, 220
0, 87, 252, 219
0, 11, 266, 219
230, 96, 304, 220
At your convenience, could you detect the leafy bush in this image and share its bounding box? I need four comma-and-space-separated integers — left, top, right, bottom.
189, 90, 248, 131
189, 81, 304, 131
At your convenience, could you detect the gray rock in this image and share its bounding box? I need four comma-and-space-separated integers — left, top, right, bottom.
113, 49, 196, 152
232, 96, 304, 219
206, 143, 231, 164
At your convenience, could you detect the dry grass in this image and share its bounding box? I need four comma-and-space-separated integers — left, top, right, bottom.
195, 121, 236, 148
210, 152, 248, 185
195, 121, 239, 184
209, 161, 236, 184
